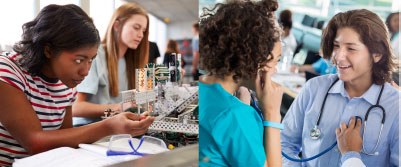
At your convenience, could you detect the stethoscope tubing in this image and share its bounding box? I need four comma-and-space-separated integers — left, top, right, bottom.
250, 94, 338, 162
250, 76, 386, 162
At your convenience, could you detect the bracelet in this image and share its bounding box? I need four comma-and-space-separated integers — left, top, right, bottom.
263, 121, 284, 130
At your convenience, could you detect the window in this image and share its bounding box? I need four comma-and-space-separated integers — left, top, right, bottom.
90, 0, 115, 38
0, 0, 35, 51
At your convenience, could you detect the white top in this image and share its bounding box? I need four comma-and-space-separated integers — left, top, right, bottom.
391, 32, 399, 59
282, 32, 297, 54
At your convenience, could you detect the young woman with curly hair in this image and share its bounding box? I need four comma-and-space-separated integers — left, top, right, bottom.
198, 0, 284, 166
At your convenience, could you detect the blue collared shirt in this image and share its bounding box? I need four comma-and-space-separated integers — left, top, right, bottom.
341, 151, 365, 167
281, 74, 399, 167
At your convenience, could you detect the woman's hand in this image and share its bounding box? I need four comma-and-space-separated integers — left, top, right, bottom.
106, 112, 155, 137
336, 117, 362, 155
290, 65, 298, 73
236, 86, 251, 105
255, 66, 282, 122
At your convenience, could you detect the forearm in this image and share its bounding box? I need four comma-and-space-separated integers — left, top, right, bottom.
297, 65, 315, 72
26, 119, 113, 155
264, 127, 282, 167
263, 110, 282, 167
72, 101, 116, 118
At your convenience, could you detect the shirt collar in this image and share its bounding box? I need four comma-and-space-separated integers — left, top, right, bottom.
360, 84, 383, 105
328, 79, 383, 105
328, 78, 346, 96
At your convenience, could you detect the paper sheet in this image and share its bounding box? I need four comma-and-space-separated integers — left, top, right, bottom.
13, 147, 116, 167
13, 137, 169, 167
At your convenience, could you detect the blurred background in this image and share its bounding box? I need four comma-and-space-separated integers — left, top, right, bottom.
199, 0, 400, 117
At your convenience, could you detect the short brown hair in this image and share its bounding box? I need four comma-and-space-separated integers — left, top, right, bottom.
200, 0, 281, 82
321, 9, 394, 85
386, 12, 399, 34
165, 39, 179, 53
279, 9, 292, 29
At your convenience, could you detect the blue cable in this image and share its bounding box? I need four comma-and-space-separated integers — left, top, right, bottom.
250, 94, 337, 162
281, 142, 337, 162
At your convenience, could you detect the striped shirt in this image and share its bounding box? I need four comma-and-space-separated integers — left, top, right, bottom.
0, 53, 77, 166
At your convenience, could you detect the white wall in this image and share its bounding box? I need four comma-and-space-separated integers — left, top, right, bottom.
148, 14, 167, 64
167, 21, 195, 40
0, 0, 168, 57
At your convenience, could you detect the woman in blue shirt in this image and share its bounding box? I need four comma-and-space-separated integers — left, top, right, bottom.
281, 9, 399, 167
199, 0, 284, 166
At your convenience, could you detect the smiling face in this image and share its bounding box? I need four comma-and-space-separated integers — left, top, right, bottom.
332, 27, 379, 85
42, 45, 98, 88
119, 14, 148, 50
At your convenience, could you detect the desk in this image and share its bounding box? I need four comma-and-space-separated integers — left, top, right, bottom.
13, 135, 194, 167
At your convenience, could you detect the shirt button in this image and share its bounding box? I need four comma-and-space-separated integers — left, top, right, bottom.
348, 106, 352, 110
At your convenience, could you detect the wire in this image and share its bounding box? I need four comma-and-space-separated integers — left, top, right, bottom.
250, 94, 337, 162
282, 142, 337, 162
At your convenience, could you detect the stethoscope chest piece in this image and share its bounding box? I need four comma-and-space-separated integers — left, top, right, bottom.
310, 126, 321, 140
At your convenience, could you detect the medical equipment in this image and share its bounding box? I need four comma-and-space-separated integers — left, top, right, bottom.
251, 77, 385, 162
310, 78, 385, 155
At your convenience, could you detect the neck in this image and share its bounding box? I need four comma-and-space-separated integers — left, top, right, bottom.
41, 61, 56, 78
284, 29, 290, 37
344, 76, 373, 98
118, 41, 127, 59
200, 74, 239, 94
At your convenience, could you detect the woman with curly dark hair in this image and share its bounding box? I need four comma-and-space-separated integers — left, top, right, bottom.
281, 9, 399, 167
0, 4, 154, 166
199, 0, 283, 166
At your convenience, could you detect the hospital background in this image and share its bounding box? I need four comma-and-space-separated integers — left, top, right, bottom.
201, 0, 400, 116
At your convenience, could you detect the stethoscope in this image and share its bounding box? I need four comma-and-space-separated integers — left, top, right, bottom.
249, 77, 385, 162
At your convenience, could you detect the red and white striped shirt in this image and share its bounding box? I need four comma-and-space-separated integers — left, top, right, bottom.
0, 53, 77, 166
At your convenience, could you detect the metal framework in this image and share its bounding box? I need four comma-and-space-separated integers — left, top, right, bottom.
103, 55, 199, 134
